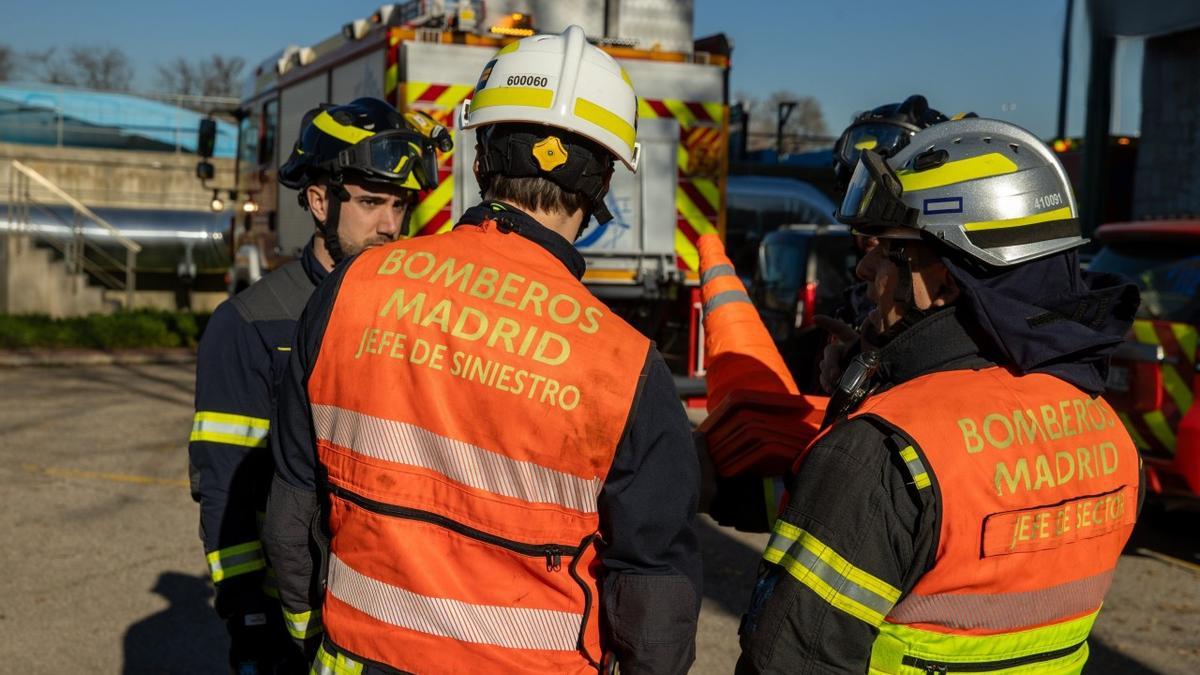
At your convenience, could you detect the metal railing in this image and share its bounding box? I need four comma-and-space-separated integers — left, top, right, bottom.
6, 160, 141, 307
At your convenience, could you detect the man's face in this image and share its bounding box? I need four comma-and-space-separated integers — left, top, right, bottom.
308, 177, 413, 257
854, 238, 958, 335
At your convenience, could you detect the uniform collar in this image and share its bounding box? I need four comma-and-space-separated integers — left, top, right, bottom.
301, 237, 329, 285
874, 306, 995, 387
456, 201, 587, 280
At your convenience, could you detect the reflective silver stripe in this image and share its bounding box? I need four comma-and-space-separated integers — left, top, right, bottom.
765, 533, 897, 622
191, 411, 270, 447
703, 289, 752, 315
700, 263, 736, 285
312, 404, 603, 513
888, 570, 1115, 631
898, 446, 931, 490
327, 554, 581, 651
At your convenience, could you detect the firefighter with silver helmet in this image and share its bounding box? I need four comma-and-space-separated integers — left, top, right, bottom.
190, 97, 442, 673
737, 118, 1143, 673
263, 26, 702, 674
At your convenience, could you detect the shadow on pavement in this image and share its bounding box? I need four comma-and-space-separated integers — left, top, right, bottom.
122, 571, 226, 675
696, 516, 762, 620
1126, 504, 1200, 563
1087, 638, 1162, 674
88, 363, 195, 408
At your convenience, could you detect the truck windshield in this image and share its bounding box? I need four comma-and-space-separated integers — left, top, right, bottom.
1090, 242, 1200, 323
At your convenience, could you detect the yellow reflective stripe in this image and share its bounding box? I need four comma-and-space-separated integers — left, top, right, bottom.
702, 102, 725, 123
412, 174, 453, 225
676, 144, 690, 172
1171, 322, 1198, 360
435, 84, 474, 109
1143, 409, 1177, 451
662, 98, 697, 128
1117, 413, 1152, 451
497, 40, 520, 55
470, 86, 553, 112
897, 152, 1018, 193
963, 206, 1074, 233
871, 609, 1097, 671
764, 520, 901, 626
191, 412, 269, 448
284, 608, 323, 640
206, 541, 266, 583
676, 186, 718, 237
1132, 319, 1158, 345
692, 178, 721, 212
1162, 363, 1194, 413
619, 67, 633, 87
898, 446, 931, 490
637, 97, 657, 119
311, 643, 363, 675
574, 97, 636, 154
675, 230, 699, 272
406, 82, 431, 106
312, 111, 374, 145
385, 64, 398, 96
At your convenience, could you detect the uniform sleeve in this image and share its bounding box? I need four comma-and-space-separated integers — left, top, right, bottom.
736, 418, 937, 675
263, 263, 347, 649
189, 300, 273, 595
598, 349, 703, 675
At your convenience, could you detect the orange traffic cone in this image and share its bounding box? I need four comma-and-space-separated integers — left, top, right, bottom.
698, 233, 798, 411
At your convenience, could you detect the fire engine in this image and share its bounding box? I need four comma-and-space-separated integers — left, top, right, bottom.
223, 0, 730, 377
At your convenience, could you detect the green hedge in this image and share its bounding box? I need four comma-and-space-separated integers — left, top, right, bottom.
0, 311, 211, 350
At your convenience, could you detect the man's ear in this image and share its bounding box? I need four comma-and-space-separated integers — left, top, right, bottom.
929, 266, 960, 307
306, 184, 328, 224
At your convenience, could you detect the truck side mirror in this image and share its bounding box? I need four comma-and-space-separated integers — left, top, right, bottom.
197, 118, 217, 159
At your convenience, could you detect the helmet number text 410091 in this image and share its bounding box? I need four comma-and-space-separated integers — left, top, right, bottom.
507, 75, 549, 88
1033, 193, 1064, 210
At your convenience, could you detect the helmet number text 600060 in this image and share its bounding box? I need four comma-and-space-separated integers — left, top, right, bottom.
507, 75, 549, 88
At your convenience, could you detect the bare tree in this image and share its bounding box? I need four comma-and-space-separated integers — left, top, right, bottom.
157, 55, 245, 100
25, 46, 134, 91
740, 90, 829, 154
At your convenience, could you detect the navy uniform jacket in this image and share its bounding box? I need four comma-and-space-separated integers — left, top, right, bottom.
189, 241, 325, 619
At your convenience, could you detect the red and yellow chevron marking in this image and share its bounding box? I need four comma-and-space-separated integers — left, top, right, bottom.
1120, 319, 1198, 456
385, 32, 402, 102
402, 82, 475, 237
639, 97, 727, 274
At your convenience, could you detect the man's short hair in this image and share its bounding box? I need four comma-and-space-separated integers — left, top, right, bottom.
484, 173, 591, 217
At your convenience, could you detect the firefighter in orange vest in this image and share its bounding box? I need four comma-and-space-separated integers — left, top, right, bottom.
262, 25, 702, 674
736, 118, 1143, 673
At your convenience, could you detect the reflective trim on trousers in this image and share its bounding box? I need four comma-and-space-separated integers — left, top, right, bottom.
887, 570, 1114, 632
312, 403, 603, 513
764, 520, 901, 626
326, 553, 582, 651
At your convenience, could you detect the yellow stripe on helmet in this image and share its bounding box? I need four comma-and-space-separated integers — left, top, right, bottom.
312, 111, 375, 145
574, 97, 637, 155
963, 206, 1073, 232
469, 86, 554, 113
897, 151, 1018, 193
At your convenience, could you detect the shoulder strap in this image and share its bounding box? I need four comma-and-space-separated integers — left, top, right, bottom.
231, 261, 316, 323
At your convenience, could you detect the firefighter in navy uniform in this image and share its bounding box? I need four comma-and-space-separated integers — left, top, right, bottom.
189, 97, 444, 673
263, 26, 702, 675
736, 118, 1144, 673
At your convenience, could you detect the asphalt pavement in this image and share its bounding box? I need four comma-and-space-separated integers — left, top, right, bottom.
0, 362, 1196, 674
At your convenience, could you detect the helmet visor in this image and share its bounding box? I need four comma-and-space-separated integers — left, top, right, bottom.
837, 149, 918, 236
837, 122, 914, 170
333, 130, 440, 190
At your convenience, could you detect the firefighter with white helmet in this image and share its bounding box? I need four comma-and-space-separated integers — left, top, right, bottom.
264, 26, 701, 674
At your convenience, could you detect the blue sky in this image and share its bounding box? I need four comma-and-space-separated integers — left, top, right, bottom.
4, 0, 1142, 139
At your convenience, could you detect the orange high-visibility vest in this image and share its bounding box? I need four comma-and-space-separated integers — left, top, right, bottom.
307, 219, 650, 673
851, 367, 1139, 674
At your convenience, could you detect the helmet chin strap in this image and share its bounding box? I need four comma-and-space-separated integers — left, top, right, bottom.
316, 183, 351, 264
864, 240, 938, 347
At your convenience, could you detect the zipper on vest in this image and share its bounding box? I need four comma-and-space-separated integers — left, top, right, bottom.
902, 640, 1086, 673
328, 484, 583, 567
